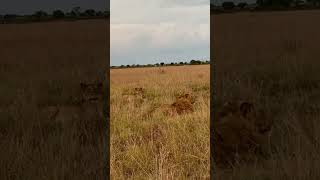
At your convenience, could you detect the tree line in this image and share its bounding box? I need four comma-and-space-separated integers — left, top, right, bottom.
211, 0, 320, 13
0, 7, 109, 24
111, 60, 210, 69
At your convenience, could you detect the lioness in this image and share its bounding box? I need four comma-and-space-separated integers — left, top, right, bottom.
40, 82, 104, 129
213, 101, 273, 168
144, 93, 195, 118
121, 87, 146, 107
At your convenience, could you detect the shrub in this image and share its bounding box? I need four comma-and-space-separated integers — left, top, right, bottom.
222, 1, 236, 9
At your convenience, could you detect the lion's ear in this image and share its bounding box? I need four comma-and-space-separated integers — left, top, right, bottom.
240, 102, 254, 117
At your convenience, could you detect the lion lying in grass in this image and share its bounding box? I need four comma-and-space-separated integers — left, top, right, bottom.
121, 87, 146, 107
144, 93, 196, 118
213, 101, 273, 168
39, 82, 104, 130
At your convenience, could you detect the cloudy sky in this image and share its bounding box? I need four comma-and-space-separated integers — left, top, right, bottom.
0, 0, 108, 14
111, 0, 210, 66
211, 0, 256, 5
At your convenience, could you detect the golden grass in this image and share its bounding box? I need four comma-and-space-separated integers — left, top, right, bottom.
212, 10, 320, 178
111, 65, 210, 179
0, 19, 109, 179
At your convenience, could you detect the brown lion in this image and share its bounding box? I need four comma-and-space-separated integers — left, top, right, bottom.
172, 93, 195, 114
213, 101, 273, 168
121, 87, 146, 107
144, 93, 195, 118
40, 82, 104, 129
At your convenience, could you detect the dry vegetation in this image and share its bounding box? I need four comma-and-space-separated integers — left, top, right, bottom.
110, 65, 210, 179
212, 10, 320, 179
0, 19, 109, 179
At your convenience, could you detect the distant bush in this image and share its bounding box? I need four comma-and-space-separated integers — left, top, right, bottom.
33, 10, 48, 19
52, 10, 65, 18
3, 14, 18, 20
96, 11, 105, 17
81, 9, 96, 17
190, 60, 202, 65
237, 2, 248, 9
222, 2, 236, 9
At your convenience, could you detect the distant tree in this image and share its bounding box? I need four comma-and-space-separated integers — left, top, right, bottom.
190, 60, 202, 65
104, 11, 110, 17
170, 62, 174, 65
160, 62, 165, 66
70, 7, 81, 17
33, 10, 48, 18
3, 14, 18, 19
222, 1, 236, 9
83, 9, 96, 16
237, 2, 248, 8
96, 11, 104, 16
257, 0, 264, 6
52, 10, 65, 18
306, 0, 320, 6
257, 0, 294, 7
120, 65, 125, 68
179, 62, 184, 65
293, 0, 306, 7
126, 65, 130, 68
155, 63, 160, 66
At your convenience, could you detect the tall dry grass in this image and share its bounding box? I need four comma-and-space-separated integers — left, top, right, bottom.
0, 19, 109, 179
212, 10, 320, 179
111, 65, 210, 179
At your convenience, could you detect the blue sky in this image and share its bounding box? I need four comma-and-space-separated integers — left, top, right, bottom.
111, 0, 210, 66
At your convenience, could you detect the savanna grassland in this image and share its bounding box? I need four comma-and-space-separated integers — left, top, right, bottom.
212, 10, 320, 179
110, 65, 210, 179
0, 19, 109, 179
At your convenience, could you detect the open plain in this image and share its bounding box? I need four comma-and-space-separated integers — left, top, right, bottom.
110, 65, 210, 179
212, 10, 320, 179
0, 19, 109, 179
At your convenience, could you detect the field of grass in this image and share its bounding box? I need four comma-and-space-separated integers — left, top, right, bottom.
212, 10, 320, 179
0, 19, 109, 179
110, 65, 210, 179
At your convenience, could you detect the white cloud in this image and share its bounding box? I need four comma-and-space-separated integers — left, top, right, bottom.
111, 0, 210, 66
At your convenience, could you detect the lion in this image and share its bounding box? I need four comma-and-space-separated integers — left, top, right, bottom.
121, 87, 146, 107
213, 101, 273, 168
144, 93, 195, 118
39, 82, 104, 129
172, 93, 195, 114
79, 82, 104, 102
